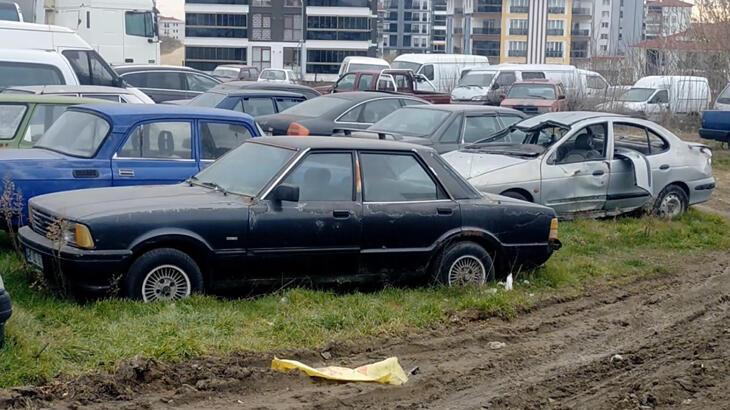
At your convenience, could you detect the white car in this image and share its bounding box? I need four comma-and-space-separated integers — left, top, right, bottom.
444, 112, 715, 219
258, 68, 301, 84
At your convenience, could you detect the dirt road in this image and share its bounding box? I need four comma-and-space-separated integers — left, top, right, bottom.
4, 252, 728, 410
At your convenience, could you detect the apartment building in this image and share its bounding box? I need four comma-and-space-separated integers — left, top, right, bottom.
432, 0, 447, 52
382, 0, 432, 58
160, 16, 185, 41
644, 0, 692, 40
184, 0, 377, 81
592, 0, 643, 57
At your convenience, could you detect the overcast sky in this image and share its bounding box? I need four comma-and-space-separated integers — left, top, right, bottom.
158, 0, 184, 19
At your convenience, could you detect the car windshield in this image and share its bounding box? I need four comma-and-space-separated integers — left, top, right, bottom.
471, 123, 568, 150
35, 110, 110, 157
391, 61, 421, 72
212, 67, 238, 78
507, 84, 556, 99
193, 142, 296, 196
458, 72, 496, 87
348, 63, 388, 72
278, 95, 348, 117
188, 92, 227, 107
370, 108, 450, 136
619, 88, 655, 102
261, 70, 286, 80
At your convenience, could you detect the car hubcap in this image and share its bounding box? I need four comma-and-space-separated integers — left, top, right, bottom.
659, 193, 683, 218
448, 256, 486, 286
142, 264, 191, 302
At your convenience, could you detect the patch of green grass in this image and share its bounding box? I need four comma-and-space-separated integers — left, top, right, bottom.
0, 210, 728, 387
713, 147, 730, 172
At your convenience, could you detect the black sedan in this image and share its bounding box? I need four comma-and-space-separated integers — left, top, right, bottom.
343, 105, 526, 154
187, 89, 307, 117
19, 137, 560, 301
214, 81, 322, 100
0, 274, 11, 346
256, 92, 428, 136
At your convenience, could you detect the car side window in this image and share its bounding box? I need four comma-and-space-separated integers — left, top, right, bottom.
338, 104, 363, 123
62, 50, 116, 87
360, 153, 443, 202
275, 97, 304, 112
335, 74, 356, 91
554, 123, 607, 164
242, 97, 276, 116
281, 153, 354, 201
25, 104, 67, 144
361, 99, 403, 124
187, 73, 219, 92
142, 72, 186, 90
120, 72, 149, 88
118, 122, 192, 159
439, 117, 462, 143
651, 90, 669, 104
463, 116, 501, 144
401, 98, 427, 106
499, 115, 522, 127
358, 74, 374, 90
496, 72, 516, 87
613, 123, 668, 155
0, 104, 27, 139
421, 64, 435, 81
199, 122, 253, 160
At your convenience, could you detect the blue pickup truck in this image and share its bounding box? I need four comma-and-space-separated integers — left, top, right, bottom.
0, 104, 260, 226
699, 110, 730, 145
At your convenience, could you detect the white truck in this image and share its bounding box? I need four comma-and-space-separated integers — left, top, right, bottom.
14, 0, 159, 66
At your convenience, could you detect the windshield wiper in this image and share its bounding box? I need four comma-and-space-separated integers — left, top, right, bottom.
200, 181, 228, 195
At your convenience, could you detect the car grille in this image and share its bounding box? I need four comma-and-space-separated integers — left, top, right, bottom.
514, 105, 539, 115
30, 207, 57, 238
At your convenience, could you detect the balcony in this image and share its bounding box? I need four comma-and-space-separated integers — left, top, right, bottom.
571, 7, 591, 16
473, 27, 501, 35
508, 49, 527, 57
545, 51, 563, 58
570, 50, 588, 58
509, 6, 529, 13
509, 28, 528, 35
548, 7, 565, 13
454, 27, 463, 34
307, 0, 370, 6
546, 29, 564, 36
571, 29, 590, 37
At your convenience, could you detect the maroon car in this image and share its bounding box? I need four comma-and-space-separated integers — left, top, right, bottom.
500, 79, 568, 116
317, 69, 451, 104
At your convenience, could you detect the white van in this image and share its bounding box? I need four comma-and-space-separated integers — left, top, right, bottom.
338, 56, 390, 77
0, 49, 77, 88
601, 76, 711, 119
391, 54, 490, 93
0, 21, 151, 101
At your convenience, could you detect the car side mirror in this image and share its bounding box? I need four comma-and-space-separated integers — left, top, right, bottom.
270, 184, 299, 202
558, 95, 566, 100
491, 83, 499, 90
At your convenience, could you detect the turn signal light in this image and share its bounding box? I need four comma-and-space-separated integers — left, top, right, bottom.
287, 122, 310, 136
75, 224, 95, 249
549, 218, 559, 241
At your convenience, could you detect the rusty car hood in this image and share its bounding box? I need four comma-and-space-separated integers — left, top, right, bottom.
501, 98, 555, 108
443, 150, 532, 180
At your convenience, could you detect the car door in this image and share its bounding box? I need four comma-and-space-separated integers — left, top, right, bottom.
247, 151, 361, 280
359, 151, 461, 280
112, 120, 199, 185
198, 121, 255, 169
540, 122, 610, 215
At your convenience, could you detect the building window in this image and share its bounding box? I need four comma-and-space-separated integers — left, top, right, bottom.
185, 47, 247, 71
284, 0, 302, 6
508, 40, 527, 57
306, 49, 367, 74
509, 19, 528, 35
252, 0, 271, 6
283, 47, 300, 70
602, 11, 609, 17
473, 40, 500, 56
307, 16, 370, 41
509, 0, 529, 13
252, 46, 271, 70
545, 41, 563, 57
600, 33, 608, 39
252, 14, 271, 41
601, 22, 609, 28
185, 0, 248, 4
600, 45, 607, 51
185, 13, 247, 38
547, 19, 564, 36
284, 15, 302, 41
547, 0, 565, 14
307, 0, 369, 6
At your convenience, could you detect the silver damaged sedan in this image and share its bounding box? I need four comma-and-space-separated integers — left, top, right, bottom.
443, 112, 715, 218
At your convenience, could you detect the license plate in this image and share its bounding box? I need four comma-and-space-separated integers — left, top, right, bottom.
25, 248, 43, 270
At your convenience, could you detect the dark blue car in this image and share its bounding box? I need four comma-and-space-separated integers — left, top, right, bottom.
0, 104, 260, 225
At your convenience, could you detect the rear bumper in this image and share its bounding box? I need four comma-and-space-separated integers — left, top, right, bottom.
688, 176, 716, 205
18, 226, 132, 296
501, 242, 556, 270
699, 128, 729, 142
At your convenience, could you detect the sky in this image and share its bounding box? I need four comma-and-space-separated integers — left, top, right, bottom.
158, 0, 184, 19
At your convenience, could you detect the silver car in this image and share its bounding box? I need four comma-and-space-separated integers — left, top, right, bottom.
443, 112, 715, 218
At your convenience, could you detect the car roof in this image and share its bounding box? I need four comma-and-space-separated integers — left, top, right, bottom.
253, 135, 429, 152
321, 91, 413, 102
215, 81, 318, 93
207, 89, 305, 98
518, 111, 624, 128
405, 104, 521, 114
74, 104, 254, 126
0, 94, 103, 104
114, 65, 204, 73
216, 64, 255, 69
6, 85, 134, 94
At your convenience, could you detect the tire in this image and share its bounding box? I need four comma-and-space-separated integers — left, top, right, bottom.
123, 248, 204, 302
434, 241, 495, 287
500, 190, 529, 202
652, 184, 689, 219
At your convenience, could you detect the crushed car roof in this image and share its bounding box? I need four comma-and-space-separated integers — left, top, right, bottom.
518, 111, 625, 128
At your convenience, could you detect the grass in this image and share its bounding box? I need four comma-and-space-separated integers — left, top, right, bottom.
0, 210, 728, 388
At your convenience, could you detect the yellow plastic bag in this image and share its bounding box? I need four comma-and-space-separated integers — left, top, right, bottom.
271, 356, 408, 385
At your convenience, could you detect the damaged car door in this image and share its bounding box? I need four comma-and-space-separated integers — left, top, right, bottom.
540, 123, 610, 215
247, 151, 361, 280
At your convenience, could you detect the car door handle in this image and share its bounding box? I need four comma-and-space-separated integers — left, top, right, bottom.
437, 207, 454, 216
118, 169, 135, 177
332, 210, 351, 219
592, 170, 605, 176
659, 164, 670, 170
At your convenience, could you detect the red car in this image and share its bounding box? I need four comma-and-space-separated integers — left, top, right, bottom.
500, 79, 568, 115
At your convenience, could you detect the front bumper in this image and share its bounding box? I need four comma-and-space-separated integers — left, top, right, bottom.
18, 226, 132, 296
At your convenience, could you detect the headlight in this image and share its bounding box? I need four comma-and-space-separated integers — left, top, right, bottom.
63, 222, 95, 249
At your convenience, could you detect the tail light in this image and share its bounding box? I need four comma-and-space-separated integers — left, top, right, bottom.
287, 122, 310, 136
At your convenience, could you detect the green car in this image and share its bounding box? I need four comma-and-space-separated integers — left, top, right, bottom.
0, 95, 103, 148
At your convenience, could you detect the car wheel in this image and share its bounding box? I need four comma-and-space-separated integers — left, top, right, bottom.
124, 248, 204, 302
653, 185, 688, 219
500, 190, 529, 202
436, 241, 495, 287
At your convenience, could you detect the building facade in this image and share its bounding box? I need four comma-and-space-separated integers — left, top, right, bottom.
184, 0, 377, 81
644, 0, 692, 40
382, 0, 432, 58
160, 16, 185, 41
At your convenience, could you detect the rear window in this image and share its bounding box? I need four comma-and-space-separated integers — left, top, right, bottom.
0, 104, 27, 139
278, 95, 348, 117
0, 62, 64, 87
